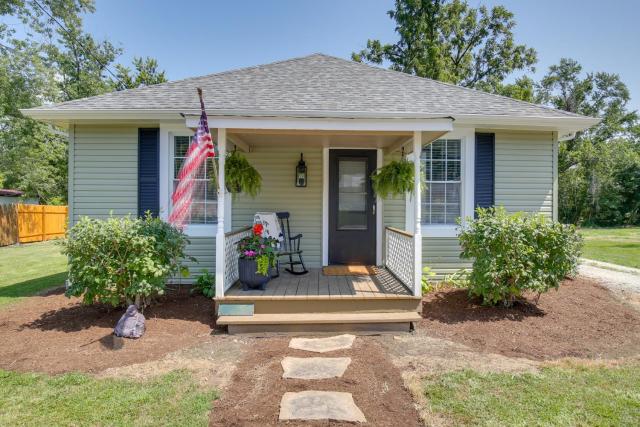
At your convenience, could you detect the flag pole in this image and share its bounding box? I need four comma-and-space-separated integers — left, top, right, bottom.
198, 87, 220, 193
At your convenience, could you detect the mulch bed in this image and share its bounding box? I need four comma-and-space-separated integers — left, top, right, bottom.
0, 287, 215, 374
419, 275, 640, 360
210, 336, 421, 427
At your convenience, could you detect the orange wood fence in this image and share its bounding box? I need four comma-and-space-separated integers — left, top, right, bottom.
16, 205, 68, 243
0, 204, 19, 246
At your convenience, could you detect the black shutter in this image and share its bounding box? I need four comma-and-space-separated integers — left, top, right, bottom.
474, 133, 495, 214
138, 128, 160, 217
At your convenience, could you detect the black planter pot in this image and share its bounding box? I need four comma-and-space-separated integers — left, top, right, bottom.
238, 258, 271, 291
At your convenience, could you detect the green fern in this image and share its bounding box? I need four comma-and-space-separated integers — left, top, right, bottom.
371, 159, 415, 198
223, 151, 262, 198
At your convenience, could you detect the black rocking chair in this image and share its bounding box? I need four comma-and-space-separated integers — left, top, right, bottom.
276, 211, 308, 275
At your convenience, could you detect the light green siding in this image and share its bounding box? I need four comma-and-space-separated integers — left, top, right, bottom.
72, 125, 138, 223
71, 125, 214, 278
69, 127, 555, 281
422, 237, 471, 279
382, 151, 406, 230
183, 237, 215, 277
231, 145, 323, 267
494, 131, 554, 217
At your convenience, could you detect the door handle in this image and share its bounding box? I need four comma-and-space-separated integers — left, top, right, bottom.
372, 203, 376, 216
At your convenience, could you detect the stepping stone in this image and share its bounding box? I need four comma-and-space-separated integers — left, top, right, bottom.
289, 334, 355, 353
279, 390, 366, 423
281, 357, 351, 379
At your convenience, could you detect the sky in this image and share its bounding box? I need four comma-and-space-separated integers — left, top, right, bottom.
76, 0, 638, 112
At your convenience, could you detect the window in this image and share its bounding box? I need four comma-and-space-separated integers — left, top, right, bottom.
421, 139, 461, 225
172, 135, 217, 224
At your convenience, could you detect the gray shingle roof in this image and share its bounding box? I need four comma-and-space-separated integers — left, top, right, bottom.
31, 53, 584, 119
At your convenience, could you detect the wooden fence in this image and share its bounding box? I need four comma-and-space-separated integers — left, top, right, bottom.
0, 204, 68, 246
0, 204, 18, 246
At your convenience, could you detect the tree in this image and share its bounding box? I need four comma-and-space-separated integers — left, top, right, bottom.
352, 0, 537, 92
115, 57, 167, 90
539, 58, 640, 225
0, 0, 167, 203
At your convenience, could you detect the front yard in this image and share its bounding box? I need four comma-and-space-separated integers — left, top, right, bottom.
0, 241, 67, 306
0, 370, 216, 427
580, 227, 640, 268
422, 362, 640, 426
1, 239, 639, 425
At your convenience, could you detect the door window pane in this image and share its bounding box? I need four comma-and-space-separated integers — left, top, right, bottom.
338, 159, 367, 230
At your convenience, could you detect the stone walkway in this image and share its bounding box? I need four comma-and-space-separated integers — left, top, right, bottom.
278, 334, 367, 423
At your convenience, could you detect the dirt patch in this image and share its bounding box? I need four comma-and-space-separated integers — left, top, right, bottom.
419, 276, 640, 360
0, 287, 216, 374
210, 336, 421, 427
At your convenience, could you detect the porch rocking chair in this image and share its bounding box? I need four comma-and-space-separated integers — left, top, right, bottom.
275, 211, 308, 275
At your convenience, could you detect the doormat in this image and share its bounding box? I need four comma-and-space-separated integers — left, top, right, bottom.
322, 265, 377, 276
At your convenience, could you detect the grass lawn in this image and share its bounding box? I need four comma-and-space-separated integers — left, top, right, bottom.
579, 227, 640, 269
423, 363, 640, 426
0, 241, 67, 307
0, 370, 217, 426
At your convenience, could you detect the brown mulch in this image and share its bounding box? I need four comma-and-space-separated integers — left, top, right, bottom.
419, 276, 640, 360
0, 287, 214, 374
210, 336, 421, 427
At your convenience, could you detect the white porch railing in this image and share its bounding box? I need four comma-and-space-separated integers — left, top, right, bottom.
223, 226, 252, 292
384, 226, 416, 293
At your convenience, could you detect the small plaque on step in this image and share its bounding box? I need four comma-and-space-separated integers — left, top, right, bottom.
218, 303, 254, 316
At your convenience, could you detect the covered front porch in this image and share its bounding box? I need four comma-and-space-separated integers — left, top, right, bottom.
199, 116, 454, 332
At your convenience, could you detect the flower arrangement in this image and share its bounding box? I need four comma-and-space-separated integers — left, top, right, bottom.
237, 224, 279, 276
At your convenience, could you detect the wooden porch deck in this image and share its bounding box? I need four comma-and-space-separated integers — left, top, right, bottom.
223, 267, 413, 299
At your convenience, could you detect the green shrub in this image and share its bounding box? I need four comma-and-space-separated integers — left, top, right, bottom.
458, 207, 582, 306
190, 269, 215, 298
61, 214, 193, 307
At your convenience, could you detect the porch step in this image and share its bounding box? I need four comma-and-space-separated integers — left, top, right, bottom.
218, 311, 421, 334
217, 311, 421, 325
215, 297, 422, 315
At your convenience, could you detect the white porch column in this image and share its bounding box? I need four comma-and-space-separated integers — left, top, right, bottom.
413, 131, 423, 297
215, 128, 227, 298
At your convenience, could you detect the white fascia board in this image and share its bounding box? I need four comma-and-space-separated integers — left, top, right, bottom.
21, 107, 600, 133
187, 115, 454, 132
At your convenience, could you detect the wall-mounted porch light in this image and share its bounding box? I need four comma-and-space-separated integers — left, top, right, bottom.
295, 153, 307, 187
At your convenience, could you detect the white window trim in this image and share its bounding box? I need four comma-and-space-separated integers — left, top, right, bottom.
406, 127, 475, 238
159, 123, 231, 237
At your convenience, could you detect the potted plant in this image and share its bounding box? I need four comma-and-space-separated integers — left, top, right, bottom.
237, 224, 279, 290
224, 150, 262, 197
370, 158, 415, 198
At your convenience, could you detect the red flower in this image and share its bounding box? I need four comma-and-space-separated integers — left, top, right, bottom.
253, 223, 264, 236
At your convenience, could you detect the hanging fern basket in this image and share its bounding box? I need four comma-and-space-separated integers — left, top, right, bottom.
218, 150, 262, 197
371, 158, 415, 198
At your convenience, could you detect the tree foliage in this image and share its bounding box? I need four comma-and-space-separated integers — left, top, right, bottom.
538, 58, 640, 225
0, 0, 167, 203
352, 0, 537, 91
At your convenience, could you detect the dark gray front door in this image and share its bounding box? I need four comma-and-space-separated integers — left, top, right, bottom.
328, 149, 377, 265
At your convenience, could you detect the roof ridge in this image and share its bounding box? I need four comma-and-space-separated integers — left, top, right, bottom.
317, 53, 585, 119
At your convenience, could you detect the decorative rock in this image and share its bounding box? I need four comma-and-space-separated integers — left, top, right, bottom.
114, 305, 145, 339
289, 334, 355, 353
281, 357, 351, 379
279, 390, 366, 423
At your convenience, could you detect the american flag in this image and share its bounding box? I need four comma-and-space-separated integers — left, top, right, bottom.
169, 89, 215, 229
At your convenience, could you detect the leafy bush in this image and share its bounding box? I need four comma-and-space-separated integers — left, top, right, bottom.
191, 269, 215, 298
61, 214, 193, 307
458, 207, 582, 306
421, 266, 436, 294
